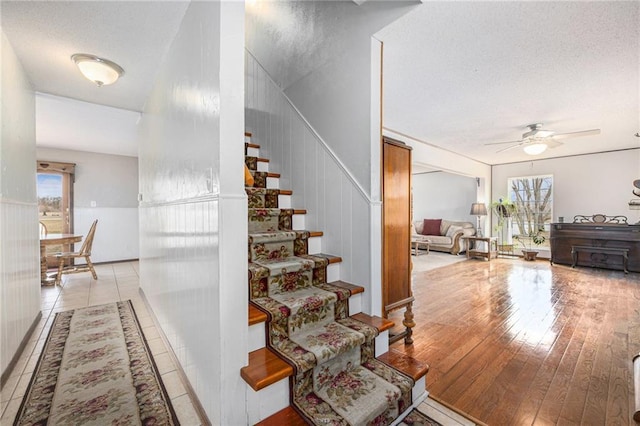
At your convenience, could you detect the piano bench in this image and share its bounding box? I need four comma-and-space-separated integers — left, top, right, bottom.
571, 245, 629, 274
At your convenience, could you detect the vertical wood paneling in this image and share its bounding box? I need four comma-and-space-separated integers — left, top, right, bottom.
245, 52, 375, 299
303, 128, 318, 229
138, 3, 246, 423
1, 200, 43, 374
1, 32, 40, 379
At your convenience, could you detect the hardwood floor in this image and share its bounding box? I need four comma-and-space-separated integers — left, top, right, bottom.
388, 257, 640, 425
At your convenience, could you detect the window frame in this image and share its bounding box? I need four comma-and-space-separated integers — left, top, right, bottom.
507, 174, 554, 248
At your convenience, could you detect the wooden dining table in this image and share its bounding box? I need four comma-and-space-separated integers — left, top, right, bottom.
40, 233, 82, 285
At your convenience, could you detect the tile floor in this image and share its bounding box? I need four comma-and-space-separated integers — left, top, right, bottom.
0, 261, 204, 425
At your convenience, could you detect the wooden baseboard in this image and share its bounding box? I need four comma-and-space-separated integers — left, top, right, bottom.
1, 311, 42, 387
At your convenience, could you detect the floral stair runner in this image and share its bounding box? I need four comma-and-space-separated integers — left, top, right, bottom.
246, 147, 415, 425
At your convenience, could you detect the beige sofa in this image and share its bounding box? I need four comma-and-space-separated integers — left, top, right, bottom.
413, 219, 476, 255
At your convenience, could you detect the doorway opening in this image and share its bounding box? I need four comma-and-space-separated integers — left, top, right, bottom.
37, 161, 75, 266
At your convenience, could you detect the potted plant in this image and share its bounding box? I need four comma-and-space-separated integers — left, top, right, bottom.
514, 230, 546, 261
491, 198, 517, 254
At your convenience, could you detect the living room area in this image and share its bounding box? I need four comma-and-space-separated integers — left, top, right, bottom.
379, 1, 640, 424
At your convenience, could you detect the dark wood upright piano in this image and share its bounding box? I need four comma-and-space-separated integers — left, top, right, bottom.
550, 215, 640, 273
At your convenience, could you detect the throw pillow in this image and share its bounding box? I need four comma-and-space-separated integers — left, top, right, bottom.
422, 219, 442, 236
445, 225, 463, 238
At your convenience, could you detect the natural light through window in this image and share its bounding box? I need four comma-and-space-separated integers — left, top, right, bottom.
507, 175, 553, 249
506, 267, 556, 348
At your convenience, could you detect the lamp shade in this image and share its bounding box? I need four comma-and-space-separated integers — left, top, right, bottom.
523, 142, 547, 155
71, 54, 124, 87
470, 203, 487, 216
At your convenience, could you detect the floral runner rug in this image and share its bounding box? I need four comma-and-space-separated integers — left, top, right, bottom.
398, 408, 443, 425
13, 300, 179, 425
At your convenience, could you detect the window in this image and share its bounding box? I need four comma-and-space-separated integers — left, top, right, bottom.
508, 175, 553, 248
37, 161, 75, 265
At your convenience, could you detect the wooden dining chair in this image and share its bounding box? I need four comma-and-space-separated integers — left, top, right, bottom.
39, 221, 48, 237
54, 220, 98, 286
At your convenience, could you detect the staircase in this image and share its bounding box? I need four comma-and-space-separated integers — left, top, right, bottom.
241, 132, 429, 425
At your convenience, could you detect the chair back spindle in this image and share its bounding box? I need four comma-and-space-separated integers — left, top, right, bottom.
39, 222, 48, 237
53, 219, 98, 286
79, 220, 98, 255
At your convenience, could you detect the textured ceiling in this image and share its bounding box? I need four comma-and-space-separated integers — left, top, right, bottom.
378, 1, 640, 165
1, 1, 638, 164
1, 1, 189, 112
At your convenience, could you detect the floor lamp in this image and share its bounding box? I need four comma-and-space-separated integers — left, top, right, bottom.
470, 203, 487, 237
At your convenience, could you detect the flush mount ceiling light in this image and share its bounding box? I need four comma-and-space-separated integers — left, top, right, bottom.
71, 53, 124, 87
523, 142, 548, 155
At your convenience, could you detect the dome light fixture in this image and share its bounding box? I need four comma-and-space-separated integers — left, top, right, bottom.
71, 53, 124, 87
523, 142, 547, 155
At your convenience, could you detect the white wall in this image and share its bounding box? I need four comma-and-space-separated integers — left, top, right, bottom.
36, 93, 140, 157
137, 2, 245, 423
492, 149, 640, 226
0, 30, 40, 377
36, 148, 138, 263
246, 1, 418, 315
246, 51, 381, 313
383, 129, 493, 235
412, 171, 478, 224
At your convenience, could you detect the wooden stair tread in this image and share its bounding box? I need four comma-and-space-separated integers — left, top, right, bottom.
249, 303, 267, 325
351, 312, 394, 332
378, 348, 429, 381
245, 131, 252, 137
315, 253, 342, 264
279, 189, 293, 196
329, 280, 364, 295
309, 231, 323, 238
266, 172, 280, 178
293, 209, 307, 215
240, 348, 293, 391
257, 157, 269, 163
245, 142, 260, 149
255, 406, 307, 426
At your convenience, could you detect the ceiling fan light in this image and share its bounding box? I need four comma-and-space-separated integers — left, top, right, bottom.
71, 54, 124, 87
523, 142, 547, 155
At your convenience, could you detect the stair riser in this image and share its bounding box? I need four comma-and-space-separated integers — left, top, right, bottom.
245, 192, 290, 210
248, 322, 266, 352
278, 194, 291, 209
292, 214, 304, 230
327, 263, 340, 283
375, 330, 389, 357
248, 210, 294, 233
247, 190, 280, 209
412, 378, 428, 405
257, 161, 269, 173
247, 378, 289, 425
308, 236, 321, 255
248, 296, 365, 355
349, 292, 362, 319
247, 146, 260, 157
266, 177, 279, 189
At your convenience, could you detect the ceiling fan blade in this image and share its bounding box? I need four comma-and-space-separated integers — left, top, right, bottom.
485, 139, 523, 146
552, 129, 601, 140
545, 139, 563, 149
496, 143, 523, 153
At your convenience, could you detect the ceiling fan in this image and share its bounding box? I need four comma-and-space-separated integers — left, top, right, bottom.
486, 123, 601, 155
